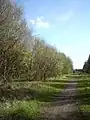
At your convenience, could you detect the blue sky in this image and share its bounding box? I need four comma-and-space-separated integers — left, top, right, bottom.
16, 0, 90, 69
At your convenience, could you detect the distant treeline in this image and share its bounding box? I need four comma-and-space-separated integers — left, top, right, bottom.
74, 55, 90, 74
83, 55, 90, 73
73, 69, 83, 73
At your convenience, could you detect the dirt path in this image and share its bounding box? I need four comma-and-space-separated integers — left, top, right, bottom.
38, 80, 84, 120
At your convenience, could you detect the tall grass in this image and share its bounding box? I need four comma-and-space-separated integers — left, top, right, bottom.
0, 100, 40, 120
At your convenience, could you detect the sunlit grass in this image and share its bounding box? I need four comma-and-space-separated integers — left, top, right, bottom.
80, 105, 90, 112
77, 75, 90, 114
0, 76, 69, 119
0, 100, 40, 120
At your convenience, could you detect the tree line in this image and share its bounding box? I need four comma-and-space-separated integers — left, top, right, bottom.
83, 55, 90, 73
0, 0, 73, 84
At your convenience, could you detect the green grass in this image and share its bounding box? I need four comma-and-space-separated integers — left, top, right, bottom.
80, 105, 90, 112
0, 80, 67, 102
0, 76, 69, 119
77, 75, 90, 118
0, 100, 40, 120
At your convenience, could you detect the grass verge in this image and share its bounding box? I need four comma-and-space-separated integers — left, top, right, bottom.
0, 100, 40, 120
0, 76, 69, 119
77, 75, 90, 118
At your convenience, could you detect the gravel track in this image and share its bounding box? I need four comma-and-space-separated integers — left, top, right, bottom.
38, 80, 84, 120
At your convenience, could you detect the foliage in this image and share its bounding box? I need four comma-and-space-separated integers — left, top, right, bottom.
83, 55, 90, 73
0, 0, 73, 84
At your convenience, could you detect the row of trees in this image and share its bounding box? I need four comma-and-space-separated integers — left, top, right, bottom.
83, 55, 90, 73
0, 0, 73, 84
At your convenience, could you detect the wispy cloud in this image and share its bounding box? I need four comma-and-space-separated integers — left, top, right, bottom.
30, 16, 50, 28
59, 10, 73, 22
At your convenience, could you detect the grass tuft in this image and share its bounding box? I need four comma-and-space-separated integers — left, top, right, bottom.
0, 100, 40, 120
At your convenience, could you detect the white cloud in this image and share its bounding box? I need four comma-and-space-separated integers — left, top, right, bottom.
30, 20, 35, 25
59, 10, 73, 21
30, 16, 50, 28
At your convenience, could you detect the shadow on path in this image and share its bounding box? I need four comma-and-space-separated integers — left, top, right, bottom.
38, 80, 85, 120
